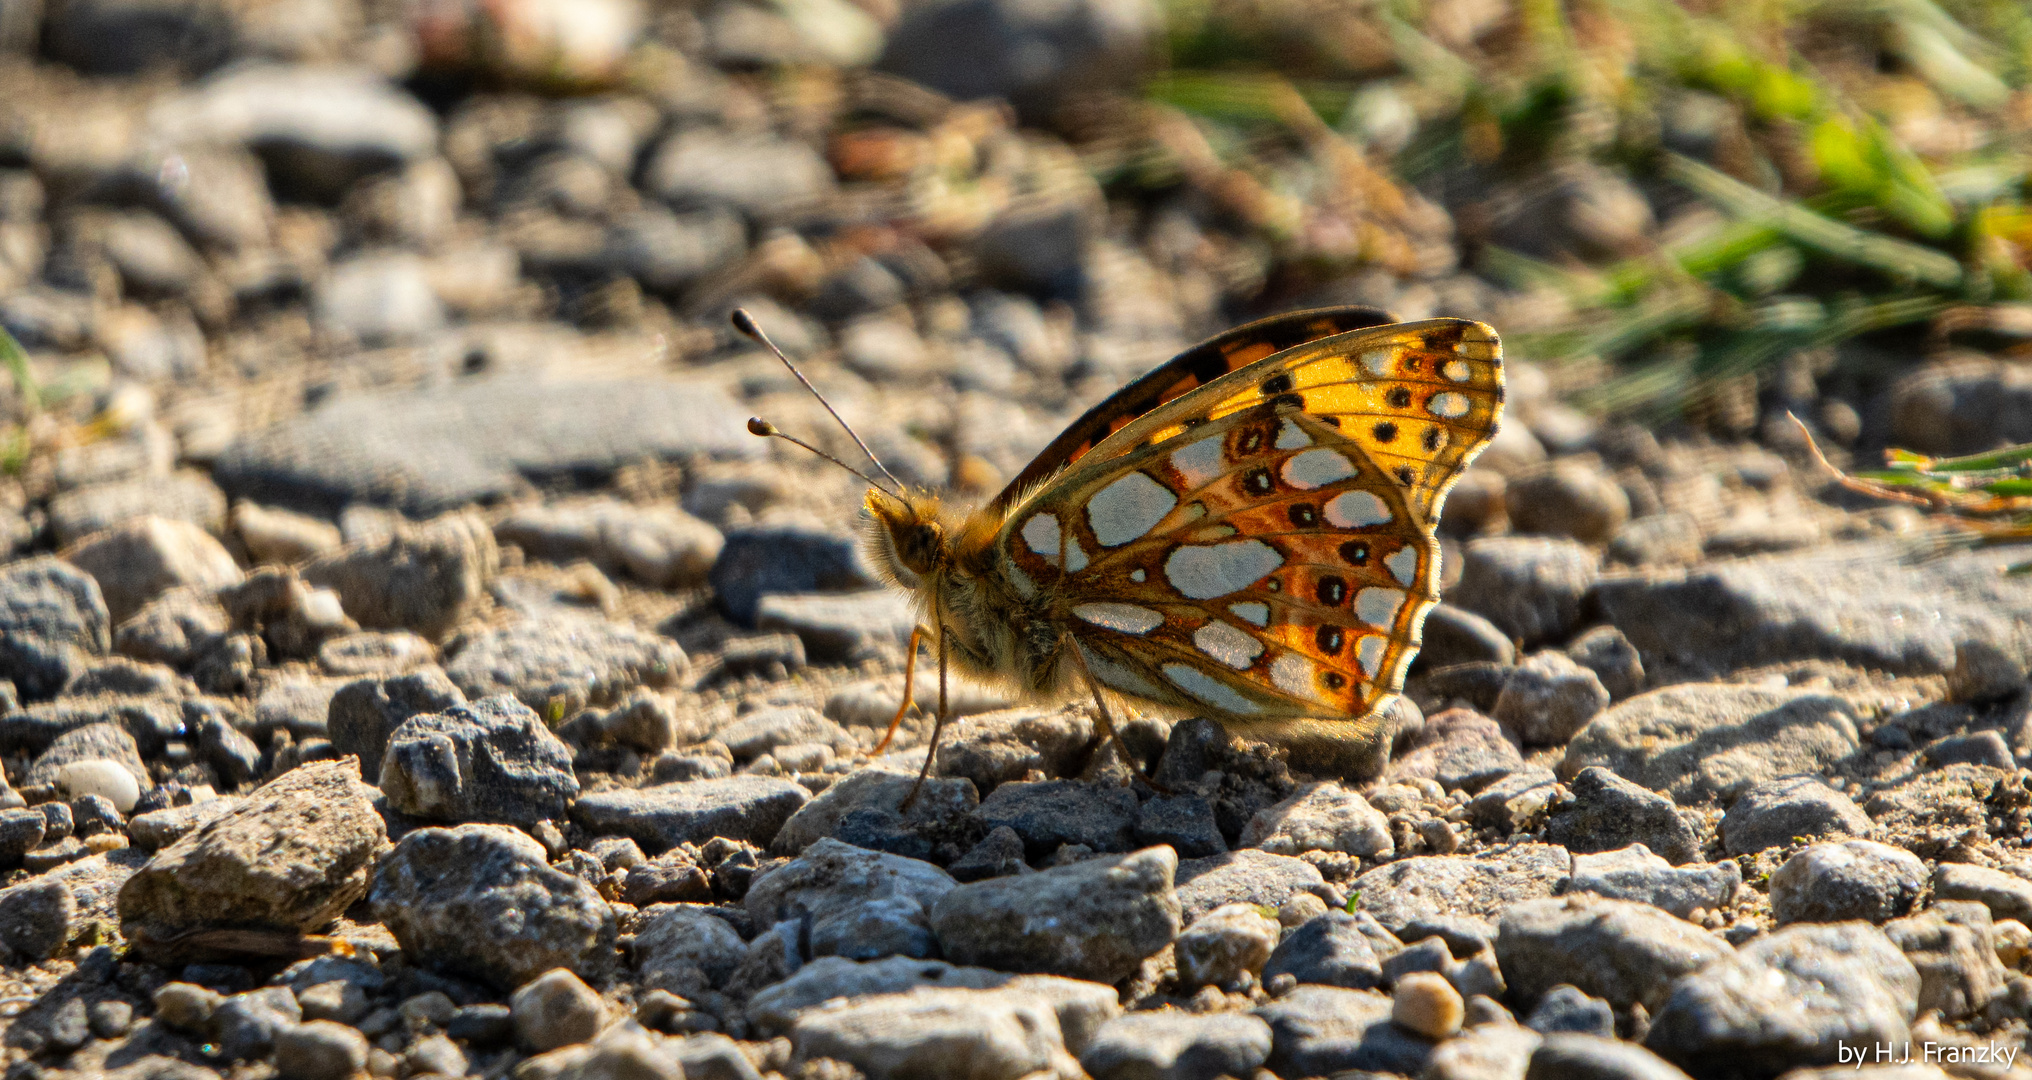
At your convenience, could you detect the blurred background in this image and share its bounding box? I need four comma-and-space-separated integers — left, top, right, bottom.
0, 0, 2026, 550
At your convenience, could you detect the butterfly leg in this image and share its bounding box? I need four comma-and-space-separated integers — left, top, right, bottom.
871, 624, 933, 756
901, 616, 951, 812
1064, 637, 1170, 795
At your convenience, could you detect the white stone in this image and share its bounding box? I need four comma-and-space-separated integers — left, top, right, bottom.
58, 759, 141, 813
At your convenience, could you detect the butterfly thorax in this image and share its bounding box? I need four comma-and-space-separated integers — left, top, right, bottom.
863, 487, 1076, 697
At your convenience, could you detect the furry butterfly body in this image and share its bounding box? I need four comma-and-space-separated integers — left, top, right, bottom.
860, 307, 1504, 777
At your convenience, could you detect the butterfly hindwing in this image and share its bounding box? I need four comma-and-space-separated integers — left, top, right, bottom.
995, 318, 1502, 724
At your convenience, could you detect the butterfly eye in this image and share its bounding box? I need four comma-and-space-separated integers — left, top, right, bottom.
1315, 626, 1344, 655
1340, 540, 1370, 566
1243, 468, 1275, 495
1387, 387, 1412, 408
1288, 503, 1318, 527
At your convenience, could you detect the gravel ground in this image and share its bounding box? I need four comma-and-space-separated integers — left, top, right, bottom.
0, 2, 2023, 1080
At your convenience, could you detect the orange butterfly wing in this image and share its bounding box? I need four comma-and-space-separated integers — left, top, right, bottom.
988, 306, 1398, 514
994, 318, 1503, 725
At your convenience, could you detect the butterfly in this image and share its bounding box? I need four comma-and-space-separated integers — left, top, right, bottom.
739, 305, 1504, 789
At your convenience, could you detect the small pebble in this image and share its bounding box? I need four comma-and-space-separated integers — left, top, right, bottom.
275, 1020, 371, 1080
56, 759, 141, 813
1997, 919, 2032, 969
1279, 893, 1330, 928
1393, 970, 1465, 1039
510, 968, 606, 1051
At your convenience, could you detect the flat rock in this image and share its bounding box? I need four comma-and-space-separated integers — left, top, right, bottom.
447, 616, 687, 719
379, 695, 579, 827
369, 823, 616, 991
47, 473, 227, 548
0, 557, 110, 701
1080, 1011, 1272, 1080
1721, 775, 1872, 856
1594, 541, 2032, 677
772, 766, 979, 856
1531, 1035, 1695, 1080
117, 760, 386, 942
1383, 708, 1524, 793
932, 705, 1096, 793
1495, 894, 1734, 1014
747, 955, 1117, 1052
931, 845, 1181, 983
572, 776, 810, 852
1643, 922, 1919, 1077
1237, 782, 1392, 859
213, 378, 754, 517
1176, 849, 1330, 925
710, 529, 879, 628
1353, 844, 1570, 934
975, 779, 1138, 859
1560, 685, 1861, 805
1931, 863, 2032, 924
1568, 845, 1741, 919
787, 986, 1079, 1080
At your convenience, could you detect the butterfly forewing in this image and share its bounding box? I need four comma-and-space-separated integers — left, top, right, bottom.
995, 318, 1502, 725
987, 306, 1398, 514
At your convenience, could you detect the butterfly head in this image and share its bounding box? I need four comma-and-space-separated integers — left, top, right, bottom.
864, 487, 950, 590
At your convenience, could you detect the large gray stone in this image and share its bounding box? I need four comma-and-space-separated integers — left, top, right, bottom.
876, 0, 1158, 121
302, 511, 497, 641
379, 696, 579, 827
1495, 894, 1734, 1014
1080, 1011, 1272, 1080
0, 557, 109, 701
1560, 685, 1861, 805
1643, 922, 1919, 1077
1720, 775, 1872, 856
1353, 845, 1570, 933
772, 766, 979, 856
1768, 840, 1926, 925
1449, 537, 1599, 646
1175, 849, 1330, 925
1253, 985, 1431, 1077
1594, 542, 2032, 678
213, 378, 755, 517
746, 839, 957, 961
117, 760, 386, 944
370, 823, 616, 991
1567, 845, 1741, 920
930, 846, 1181, 983
787, 986, 1080, 1080
326, 668, 467, 780
746, 955, 1117, 1052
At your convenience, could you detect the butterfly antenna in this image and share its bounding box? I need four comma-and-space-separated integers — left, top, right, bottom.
747, 417, 896, 492
732, 309, 907, 495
